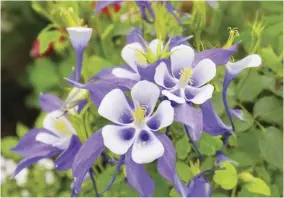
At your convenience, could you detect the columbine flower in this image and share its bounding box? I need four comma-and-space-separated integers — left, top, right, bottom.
222, 54, 262, 131
66, 27, 93, 82
11, 94, 81, 177
155, 44, 216, 105
72, 81, 176, 196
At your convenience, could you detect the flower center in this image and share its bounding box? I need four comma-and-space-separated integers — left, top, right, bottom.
179, 68, 193, 87
54, 120, 72, 136
132, 105, 146, 126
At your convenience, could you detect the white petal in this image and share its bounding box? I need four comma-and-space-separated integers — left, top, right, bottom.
43, 110, 76, 137
185, 84, 214, 104
98, 89, 133, 125
131, 81, 160, 116
132, 130, 164, 164
170, 45, 195, 78
66, 27, 92, 49
121, 42, 147, 71
147, 100, 174, 131
162, 89, 186, 104
52, 136, 72, 150
192, 59, 216, 87
154, 62, 178, 89
226, 54, 262, 73
112, 68, 140, 81
102, 125, 136, 155
148, 39, 163, 56
36, 132, 60, 146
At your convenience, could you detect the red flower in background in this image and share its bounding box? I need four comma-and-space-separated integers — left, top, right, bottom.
91, 2, 121, 16
30, 31, 66, 59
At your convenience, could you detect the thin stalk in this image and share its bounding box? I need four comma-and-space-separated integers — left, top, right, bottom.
184, 125, 202, 158
89, 168, 99, 197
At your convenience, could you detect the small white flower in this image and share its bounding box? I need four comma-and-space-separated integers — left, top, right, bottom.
15, 168, 28, 186
38, 159, 55, 170
5, 159, 16, 175
66, 27, 93, 50
45, 171, 55, 185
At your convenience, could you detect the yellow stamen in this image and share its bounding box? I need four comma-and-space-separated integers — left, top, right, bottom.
132, 106, 146, 122
179, 68, 194, 85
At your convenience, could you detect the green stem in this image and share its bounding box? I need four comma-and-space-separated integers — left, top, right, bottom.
231, 185, 237, 197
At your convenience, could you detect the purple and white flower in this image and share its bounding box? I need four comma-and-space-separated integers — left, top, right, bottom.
72, 81, 176, 196
98, 80, 174, 163
155, 44, 216, 105
11, 94, 81, 176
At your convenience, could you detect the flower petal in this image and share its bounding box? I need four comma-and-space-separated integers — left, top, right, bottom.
154, 62, 178, 89
187, 177, 212, 197
55, 135, 81, 170
148, 39, 163, 56
13, 148, 59, 177
125, 149, 155, 197
112, 67, 140, 81
11, 128, 56, 157
162, 89, 186, 104
94, 1, 122, 14
185, 84, 214, 104
192, 59, 216, 87
156, 133, 176, 183
121, 42, 147, 71
43, 110, 76, 137
216, 151, 238, 166
35, 132, 61, 147
98, 89, 133, 125
200, 100, 231, 135
147, 100, 174, 131
137, 59, 166, 82
127, 28, 146, 49
230, 109, 245, 121
39, 93, 64, 113
170, 45, 195, 78
131, 81, 160, 116
193, 42, 240, 67
72, 130, 105, 193
102, 125, 136, 155
174, 103, 203, 141
132, 130, 164, 164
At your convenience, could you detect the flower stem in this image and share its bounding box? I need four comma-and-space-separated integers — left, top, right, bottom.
99, 155, 125, 196
89, 168, 99, 197
184, 125, 202, 158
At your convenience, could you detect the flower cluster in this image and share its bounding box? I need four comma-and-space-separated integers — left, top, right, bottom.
12, 1, 262, 197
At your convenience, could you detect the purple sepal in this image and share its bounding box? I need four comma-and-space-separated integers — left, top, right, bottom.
125, 148, 155, 197
138, 59, 168, 83
94, 1, 122, 14
13, 148, 59, 177
174, 103, 203, 141
39, 94, 64, 113
216, 151, 238, 165
187, 176, 212, 197
157, 133, 176, 183
55, 135, 81, 171
92, 66, 138, 90
168, 35, 193, 51
11, 128, 59, 157
164, 2, 182, 24
72, 130, 105, 193
193, 42, 240, 67
127, 28, 146, 50
200, 100, 232, 135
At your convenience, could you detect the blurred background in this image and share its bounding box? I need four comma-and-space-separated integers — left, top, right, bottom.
1, 1, 283, 197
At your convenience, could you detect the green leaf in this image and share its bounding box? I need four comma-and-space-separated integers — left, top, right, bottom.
253, 96, 283, 125
213, 162, 238, 190
28, 59, 60, 92
1, 136, 21, 161
16, 123, 29, 138
169, 188, 181, 197
258, 127, 283, 170
260, 47, 283, 76
255, 166, 271, 184
245, 178, 271, 196
198, 133, 223, 156
176, 135, 191, 160
38, 30, 62, 54
176, 161, 192, 182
